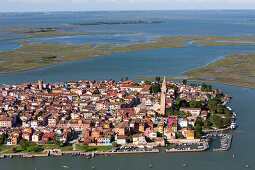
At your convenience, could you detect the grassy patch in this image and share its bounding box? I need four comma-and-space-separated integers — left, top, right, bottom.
42, 144, 73, 151
75, 144, 113, 152
193, 36, 255, 46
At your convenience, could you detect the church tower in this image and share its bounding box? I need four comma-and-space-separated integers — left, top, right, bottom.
160, 76, 167, 115
38, 80, 43, 91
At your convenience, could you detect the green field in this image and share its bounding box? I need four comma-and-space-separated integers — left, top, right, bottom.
75, 144, 113, 152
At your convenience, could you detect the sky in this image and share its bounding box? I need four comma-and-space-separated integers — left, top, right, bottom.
1, 0, 255, 12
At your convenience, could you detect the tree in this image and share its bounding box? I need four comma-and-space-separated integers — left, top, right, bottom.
151, 83, 161, 93
182, 79, 187, 85
194, 124, 203, 139
144, 80, 151, 85
204, 119, 213, 128
119, 98, 124, 102
167, 85, 178, 92
179, 100, 189, 108
201, 83, 212, 91
19, 139, 30, 151
176, 133, 185, 139
214, 90, 224, 102
215, 118, 224, 128
212, 115, 224, 128
223, 112, 232, 126
131, 83, 140, 86
27, 142, 42, 153
207, 100, 218, 113
216, 104, 224, 114
206, 94, 211, 100
155, 77, 160, 82
195, 117, 204, 127
112, 141, 119, 147
189, 101, 203, 108
0, 133, 8, 145
11, 146, 17, 153
82, 143, 89, 151
125, 76, 128, 81
120, 77, 124, 82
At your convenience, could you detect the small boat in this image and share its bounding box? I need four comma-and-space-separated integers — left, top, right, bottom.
62, 166, 69, 168
182, 163, 187, 167
87, 155, 92, 159
149, 164, 152, 168
245, 165, 249, 168
23, 155, 35, 158
232, 154, 235, 159
92, 166, 95, 169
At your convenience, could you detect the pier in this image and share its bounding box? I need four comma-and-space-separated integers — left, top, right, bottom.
165, 142, 209, 153
213, 134, 232, 151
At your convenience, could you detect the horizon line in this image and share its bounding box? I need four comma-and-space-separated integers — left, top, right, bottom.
1, 9, 255, 13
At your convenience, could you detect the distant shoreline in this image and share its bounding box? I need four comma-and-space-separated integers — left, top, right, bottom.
71, 21, 164, 26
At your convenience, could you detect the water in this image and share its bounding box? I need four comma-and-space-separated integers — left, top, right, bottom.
0, 10, 255, 170
0, 45, 254, 85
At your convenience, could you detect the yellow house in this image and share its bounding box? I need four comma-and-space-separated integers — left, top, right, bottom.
157, 121, 164, 133
187, 132, 195, 139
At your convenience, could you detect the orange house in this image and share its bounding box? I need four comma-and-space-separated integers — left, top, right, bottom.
91, 129, 100, 140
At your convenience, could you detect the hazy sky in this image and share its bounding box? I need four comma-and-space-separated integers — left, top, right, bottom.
1, 0, 255, 12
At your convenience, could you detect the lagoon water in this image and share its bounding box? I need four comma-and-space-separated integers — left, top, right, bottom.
0, 10, 255, 170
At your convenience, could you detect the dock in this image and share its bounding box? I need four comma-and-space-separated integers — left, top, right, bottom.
94, 149, 160, 155
165, 142, 209, 153
213, 134, 232, 151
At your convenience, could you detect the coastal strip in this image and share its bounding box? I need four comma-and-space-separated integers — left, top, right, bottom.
0, 149, 160, 158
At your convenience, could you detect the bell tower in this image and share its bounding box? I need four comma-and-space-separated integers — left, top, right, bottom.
160, 76, 166, 115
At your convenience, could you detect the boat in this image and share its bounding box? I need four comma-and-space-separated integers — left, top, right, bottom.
232, 154, 235, 159
230, 122, 237, 129
182, 163, 187, 167
61, 166, 69, 168
245, 164, 249, 168
149, 164, 152, 168
23, 155, 34, 158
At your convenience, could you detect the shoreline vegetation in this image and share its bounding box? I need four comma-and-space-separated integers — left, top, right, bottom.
1, 24, 255, 88
136, 53, 255, 89
2, 33, 255, 74
0, 143, 113, 155
0, 36, 203, 73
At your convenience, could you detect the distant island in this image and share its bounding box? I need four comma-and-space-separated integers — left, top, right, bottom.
71, 20, 164, 26
244, 19, 255, 21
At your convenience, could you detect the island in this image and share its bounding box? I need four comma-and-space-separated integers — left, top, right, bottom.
1, 24, 255, 89
137, 52, 255, 89
0, 77, 236, 158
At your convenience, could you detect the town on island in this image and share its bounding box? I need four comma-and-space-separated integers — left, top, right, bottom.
0, 77, 237, 158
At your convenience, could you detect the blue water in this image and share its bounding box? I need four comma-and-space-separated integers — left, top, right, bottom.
0, 45, 254, 85
0, 10, 255, 170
